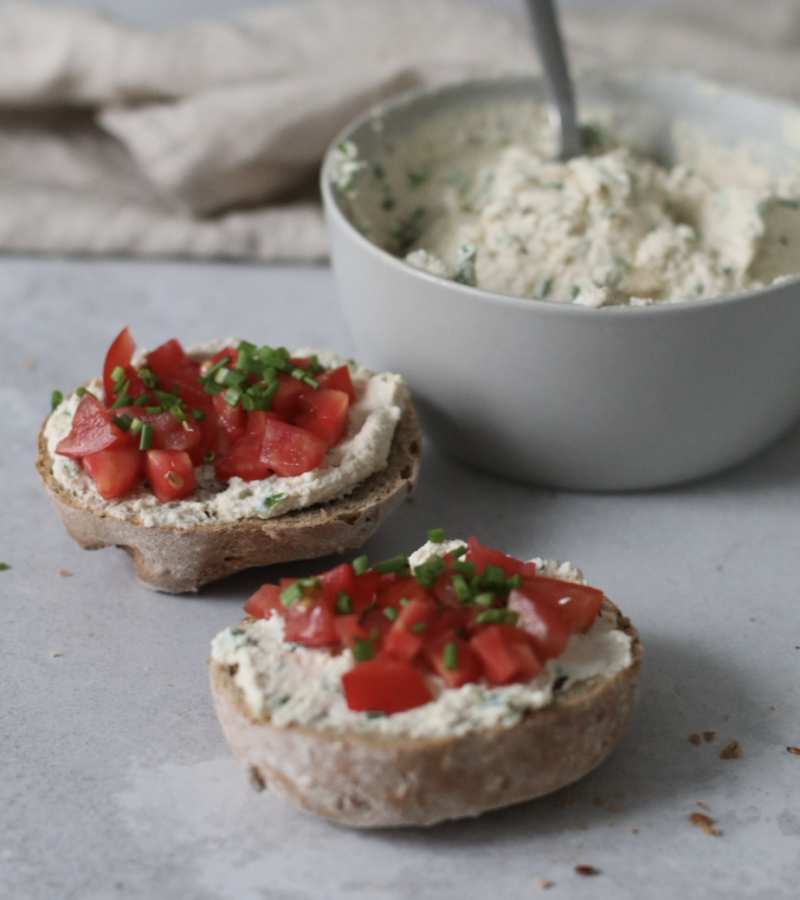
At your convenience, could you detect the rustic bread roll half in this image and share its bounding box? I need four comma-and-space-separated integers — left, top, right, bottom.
210, 539, 642, 828
37, 332, 421, 593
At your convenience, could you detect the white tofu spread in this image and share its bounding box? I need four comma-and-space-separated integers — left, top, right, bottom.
338, 102, 800, 306
210, 541, 634, 739
43, 346, 407, 528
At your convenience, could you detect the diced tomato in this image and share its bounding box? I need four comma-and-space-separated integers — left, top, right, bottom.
215, 432, 272, 481
144, 449, 195, 503
465, 536, 525, 578
55, 394, 136, 459
428, 570, 463, 608
213, 409, 277, 481
81, 447, 143, 499
519, 576, 605, 632
284, 601, 338, 647
161, 374, 210, 413
423, 631, 484, 689
103, 326, 136, 404
195, 413, 229, 466
342, 657, 433, 714
320, 563, 356, 609
294, 389, 350, 447
260, 419, 328, 477
318, 365, 357, 404
243, 583, 284, 619
269, 373, 309, 419
145, 338, 190, 380
507, 588, 572, 661
349, 568, 382, 611
383, 597, 438, 662
471, 624, 543, 685
334, 613, 371, 650
376, 575, 430, 614
213, 393, 246, 443
288, 356, 311, 371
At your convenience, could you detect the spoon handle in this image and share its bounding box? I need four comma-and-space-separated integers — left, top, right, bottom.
524, 0, 582, 160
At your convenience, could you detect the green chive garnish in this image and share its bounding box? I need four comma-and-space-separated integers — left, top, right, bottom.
0, 562, 9, 571
51, 390, 64, 411
111, 414, 132, 432
475, 609, 519, 625
129, 418, 144, 436
224, 386, 243, 407
428, 528, 445, 543
109, 393, 133, 410
352, 637, 374, 662
414, 555, 446, 587
452, 559, 476, 576
336, 592, 353, 615
111, 365, 126, 383
474, 592, 495, 607
506, 573, 523, 590
280, 583, 303, 607
201, 354, 232, 381
133, 395, 149, 407
353, 555, 369, 575
191, 408, 206, 421
373, 553, 410, 576
410, 621, 427, 633
452, 574, 471, 601
383, 606, 398, 621
443, 642, 458, 670
145, 406, 162, 415
451, 545, 467, 559
169, 405, 187, 423
139, 422, 154, 451
75, 387, 87, 398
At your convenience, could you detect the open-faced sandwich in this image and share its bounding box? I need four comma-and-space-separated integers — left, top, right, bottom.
38, 328, 420, 592
210, 532, 642, 827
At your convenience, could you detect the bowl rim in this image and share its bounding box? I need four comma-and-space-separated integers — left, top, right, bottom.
321, 68, 800, 319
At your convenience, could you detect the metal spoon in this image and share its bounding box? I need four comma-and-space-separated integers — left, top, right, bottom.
524, 0, 582, 160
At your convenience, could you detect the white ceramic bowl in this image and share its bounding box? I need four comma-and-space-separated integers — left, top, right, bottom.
321, 70, 800, 490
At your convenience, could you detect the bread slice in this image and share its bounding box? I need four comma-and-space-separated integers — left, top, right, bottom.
210, 599, 642, 828
37, 401, 421, 593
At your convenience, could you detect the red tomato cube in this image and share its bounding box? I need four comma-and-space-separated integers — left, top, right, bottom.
342, 657, 433, 714
294, 389, 350, 447
260, 419, 328, 477
82, 447, 143, 499
144, 449, 195, 503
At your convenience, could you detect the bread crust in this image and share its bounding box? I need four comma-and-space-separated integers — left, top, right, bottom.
210, 600, 642, 828
37, 402, 421, 593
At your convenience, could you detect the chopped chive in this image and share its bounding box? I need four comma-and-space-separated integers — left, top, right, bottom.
428, 528, 445, 543
111, 414, 132, 432
0, 562, 10, 571
365, 710, 385, 719
452, 559, 476, 576
139, 367, 159, 389
111, 365, 126, 383
129, 417, 144, 436
240, 393, 254, 411
139, 422, 154, 451
399, 597, 410, 606
75, 386, 86, 398
475, 609, 519, 625
452, 574, 471, 602
383, 606, 398, 621
191, 408, 207, 421
169, 405, 187, 423
414, 555, 446, 587
410, 621, 427, 633
506, 573, 523, 590
373, 553, 410, 575
203, 449, 215, 464
51, 390, 64, 411
352, 637, 374, 662
133, 395, 149, 407
280, 582, 303, 607
203, 381, 225, 396
336, 592, 353, 614
482, 564, 506, 586
353, 555, 369, 575
451, 545, 467, 559
109, 393, 133, 410
290, 366, 307, 382
224, 386, 243, 407
474, 592, 495, 607
202, 355, 232, 380
145, 406, 162, 414
443, 641, 458, 670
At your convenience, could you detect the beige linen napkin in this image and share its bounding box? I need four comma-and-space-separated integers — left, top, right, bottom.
2, 0, 800, 261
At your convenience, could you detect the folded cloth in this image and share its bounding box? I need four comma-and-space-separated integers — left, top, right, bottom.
1, 0, 800, 261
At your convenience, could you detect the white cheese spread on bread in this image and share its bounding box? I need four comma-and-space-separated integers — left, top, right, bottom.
210, 541, 633, 739
43, 347, 406, 528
